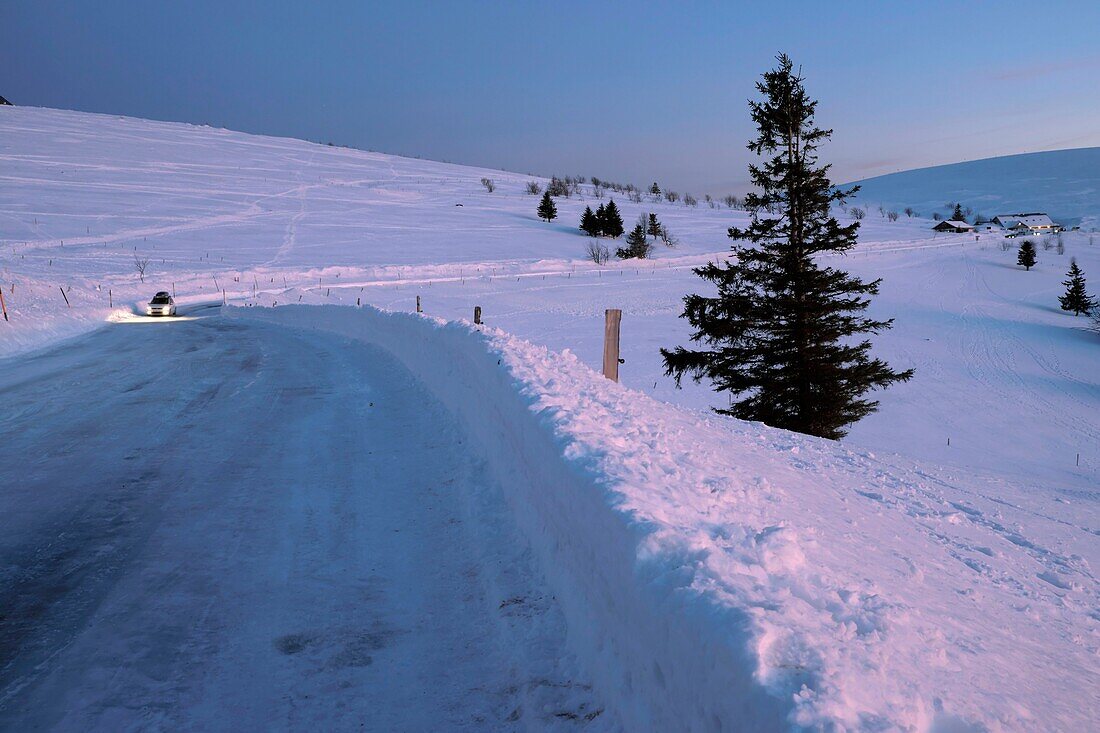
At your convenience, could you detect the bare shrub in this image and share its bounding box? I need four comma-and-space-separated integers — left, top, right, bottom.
723, 194, 740, 209
659, 224, 678, 248
134, 254, 149, 282
547, 177, 570, 197
480, 177, 495, 193
665, 190, 680, 203
628, 190, 642, 203
904, 207, 914, 217
684, 193, 698, 207
887, 210, 899, 222
850, 207, 866, 220
1056, 234, 1065, 255
585, 240, 610, 265
525, 181, 541, 195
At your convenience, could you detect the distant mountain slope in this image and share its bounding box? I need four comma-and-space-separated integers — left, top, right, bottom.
848, 147, 1100, 227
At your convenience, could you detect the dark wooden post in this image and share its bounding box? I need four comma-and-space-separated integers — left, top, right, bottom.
474, 305, 482, 325
603, 309, 622, 382
416, 295, 422, 313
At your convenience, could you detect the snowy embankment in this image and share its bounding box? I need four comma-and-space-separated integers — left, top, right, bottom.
232, 303, 1097, 732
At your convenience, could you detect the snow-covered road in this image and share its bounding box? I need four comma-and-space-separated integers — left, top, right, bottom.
0, 312, 604, 731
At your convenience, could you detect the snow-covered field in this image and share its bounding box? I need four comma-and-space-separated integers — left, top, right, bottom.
1, 106, 1097, 731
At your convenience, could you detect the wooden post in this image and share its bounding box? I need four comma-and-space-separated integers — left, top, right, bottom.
222, 289, 226, 305
474, 305, 482, 325
416, 295, 422, 313
109, 289, 112, 308
0, 286, 7, 321
603, 309, 622, 382
59, 286, 71, 308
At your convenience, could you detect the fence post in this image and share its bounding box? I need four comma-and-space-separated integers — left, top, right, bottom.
109, 289, 112, 308
0, 287, 7, 321
59, 286, 71, 308
416, 295, 422, 313
603, 308, 622, 382
473, 305, 482, 325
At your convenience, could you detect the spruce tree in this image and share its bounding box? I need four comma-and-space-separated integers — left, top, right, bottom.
602, 199, 624, 238
1059, 259, 1096, 315
617, 224, 650, 259
1017, 240, 1037, 270
952, 203, 966, 222
661, 54, 912, 440
647, 213, 662, 239
594, 203, 607, 236
650, 182, 661, 196
537, 191, 557, 222
580, 206, 598, 236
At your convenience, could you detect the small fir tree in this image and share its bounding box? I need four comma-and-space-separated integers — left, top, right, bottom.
616, 224, 650, 259
1059, 259, 1096, 315
580, 206, 598, 236
952, 203, 966, 222
661, 54, 912, 439
1017, 240, 1037, 270
602, 199, 624, 238
537, 191, 557, 222
650, 182, 661, 195
594, 203, 607, 235
647, 213, 662, 240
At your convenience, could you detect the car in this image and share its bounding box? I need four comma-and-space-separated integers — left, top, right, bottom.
146, 292, 177, 316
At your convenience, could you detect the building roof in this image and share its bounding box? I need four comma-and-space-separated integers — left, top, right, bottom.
993, 213, 1055, 228
934, 220, 975, 230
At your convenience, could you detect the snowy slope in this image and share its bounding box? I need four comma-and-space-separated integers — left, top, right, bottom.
847, 147, 1100, 227
2, 106, 1098, 731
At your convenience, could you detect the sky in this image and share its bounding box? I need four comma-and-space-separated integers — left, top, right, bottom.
3, 1, 1099, 194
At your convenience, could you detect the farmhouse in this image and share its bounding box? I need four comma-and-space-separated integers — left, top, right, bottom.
932, 220, 975, 233
992, 213, 1061, 236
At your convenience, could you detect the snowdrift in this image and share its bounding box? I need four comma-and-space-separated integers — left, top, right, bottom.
229, 304, 1096, 732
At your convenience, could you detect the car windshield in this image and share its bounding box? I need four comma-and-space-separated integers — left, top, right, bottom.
150, 295, 171, 304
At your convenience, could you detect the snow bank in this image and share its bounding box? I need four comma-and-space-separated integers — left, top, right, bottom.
230, 304, 1097, 732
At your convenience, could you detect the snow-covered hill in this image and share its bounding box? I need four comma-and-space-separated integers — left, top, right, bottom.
848, 147, 1100, 228
1, 106, 1097, 731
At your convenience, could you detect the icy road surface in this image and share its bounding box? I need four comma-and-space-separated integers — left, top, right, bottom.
0, 312, 606, 731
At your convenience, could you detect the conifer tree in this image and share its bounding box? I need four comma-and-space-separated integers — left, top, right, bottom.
661, 54, 912, 440
537, 191, 557, 222
1059, 259, 1096, 315
952, 203, 966, 222
650, 182, 661, 196
1017, 240, 1037, 270
580, 206, 598, 236
602, 199, 624, 238
594, 203, 607, 236
617, 224, 650, 259
647, 213, 662, 240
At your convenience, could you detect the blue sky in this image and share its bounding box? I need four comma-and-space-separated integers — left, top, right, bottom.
3, 1, 1098, 193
